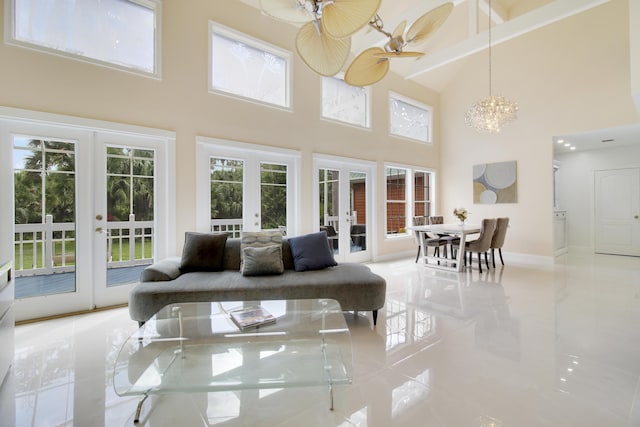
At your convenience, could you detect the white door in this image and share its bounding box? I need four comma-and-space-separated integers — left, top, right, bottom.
93, 133, 172, 307
196, 137, 301, 236
314, 155, 375, 263
1, 115, 173, 321
594, 168, 640, 256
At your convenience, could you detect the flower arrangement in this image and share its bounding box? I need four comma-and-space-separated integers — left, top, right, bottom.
453, 207, 468, 223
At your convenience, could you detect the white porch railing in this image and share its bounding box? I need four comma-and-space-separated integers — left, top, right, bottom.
14, 214, 154, 277
210, 219, 243, 238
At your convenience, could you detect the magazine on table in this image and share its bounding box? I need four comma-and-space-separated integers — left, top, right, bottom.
230, 306, 276, 330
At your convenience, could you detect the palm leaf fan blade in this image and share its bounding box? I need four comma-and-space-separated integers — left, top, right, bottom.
296, 22, 351, 76
321, 0, 382, 39
406, 2, 454, 45
344, 47, 389, 86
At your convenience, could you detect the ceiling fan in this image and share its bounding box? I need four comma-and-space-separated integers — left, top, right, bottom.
260, 0, 382, 76
344, 2, 454, 87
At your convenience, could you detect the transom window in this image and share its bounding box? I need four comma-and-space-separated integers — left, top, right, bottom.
389, 93, 432, 143
209, 22, 291, 109
9, 0, 159, 76
322, 76, 370, 128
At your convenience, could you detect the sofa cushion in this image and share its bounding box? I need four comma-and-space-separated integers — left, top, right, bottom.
180, 232, 228, 272
288, 231, 337, 272
240, 230, 283, 271
241, 245, 284, 276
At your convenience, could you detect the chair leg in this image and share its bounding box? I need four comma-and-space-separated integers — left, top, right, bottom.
485, 251, 490, 269
499, 248, 504, 265
415, 246, 421, 263
477, 252, 482, 273
491, 248, 496, 268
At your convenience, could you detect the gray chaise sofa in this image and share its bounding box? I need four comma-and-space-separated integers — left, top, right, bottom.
129, 237, 386, 326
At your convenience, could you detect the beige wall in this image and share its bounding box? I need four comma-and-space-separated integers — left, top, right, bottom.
2, 0, 638, 259
0, 0, 440, 257
440, 0, 640, 257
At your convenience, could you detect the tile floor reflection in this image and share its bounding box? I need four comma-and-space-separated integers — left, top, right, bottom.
4, 252, 640, 426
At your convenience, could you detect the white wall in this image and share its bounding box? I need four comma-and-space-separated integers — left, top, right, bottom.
439, 0, 640, 257
555, 144, 640, 251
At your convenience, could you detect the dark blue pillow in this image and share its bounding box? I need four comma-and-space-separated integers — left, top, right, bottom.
288, 231, 337, 272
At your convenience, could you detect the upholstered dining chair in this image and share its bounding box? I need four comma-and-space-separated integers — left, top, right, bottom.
429, 215, 460, 258
456, 218, 497, 273
490, 217, 510, 267
412, 216, 447, 262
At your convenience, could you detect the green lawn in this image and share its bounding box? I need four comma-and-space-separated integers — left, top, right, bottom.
15, 238, 153, 269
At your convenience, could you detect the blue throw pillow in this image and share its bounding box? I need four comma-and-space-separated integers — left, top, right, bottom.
288, 231, 337, 272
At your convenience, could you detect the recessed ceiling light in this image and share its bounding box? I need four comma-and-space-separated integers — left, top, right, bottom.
570, 146, 576, 150
564, 143, 571, 147
557, 139, 565, 143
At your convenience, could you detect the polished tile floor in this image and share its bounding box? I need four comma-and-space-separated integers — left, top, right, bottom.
4, 252, 640, 427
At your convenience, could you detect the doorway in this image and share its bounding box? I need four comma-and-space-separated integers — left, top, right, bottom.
0, 111, 174, 321
314, 155, 375, 263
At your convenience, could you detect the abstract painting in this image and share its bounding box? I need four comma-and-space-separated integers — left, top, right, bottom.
473, 161, 517, 204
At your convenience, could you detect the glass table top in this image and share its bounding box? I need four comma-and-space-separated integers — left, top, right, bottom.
113, 299, 352, 398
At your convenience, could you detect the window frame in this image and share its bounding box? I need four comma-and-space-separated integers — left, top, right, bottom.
5, 0, 162, 79
321, 74, 371, 129
388, 92, 433, 144
384, 164, 436, 238
208, 21, 292, 110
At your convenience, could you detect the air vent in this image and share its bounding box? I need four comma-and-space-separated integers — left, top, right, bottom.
601, 139, 614, 143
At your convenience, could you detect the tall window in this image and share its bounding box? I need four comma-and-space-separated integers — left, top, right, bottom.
9, 0, 159, 76
322, 76, 370, 128
389, 93, 432, 143
385, 166, 435, 236
385, 167, 407, 235
209, 22, 291, 109
414, 171, 432, 217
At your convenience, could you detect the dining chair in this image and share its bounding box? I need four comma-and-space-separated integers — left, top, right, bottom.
490, 217, 509, 267
412, 216, 446, 262
429, 215, 460, 258
456, 218, 497, 273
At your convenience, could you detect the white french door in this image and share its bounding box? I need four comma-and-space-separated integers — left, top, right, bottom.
0, 110, 174, 321
594, 168, 640, 256
196, 137, 300, 235
313, 155, 375, 263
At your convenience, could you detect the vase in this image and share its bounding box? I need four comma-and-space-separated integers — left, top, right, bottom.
456, 218, 465, 226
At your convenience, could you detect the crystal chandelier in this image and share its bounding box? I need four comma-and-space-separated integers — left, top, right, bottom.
465, 0, 518, 133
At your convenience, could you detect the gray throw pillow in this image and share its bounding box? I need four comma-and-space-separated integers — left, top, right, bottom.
288, 231, 337, 272
242, 245, 284, 276
240, 230, 283, 271
180, 232, 228, 272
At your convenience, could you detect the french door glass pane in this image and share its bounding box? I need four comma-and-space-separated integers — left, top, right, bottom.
210, 158, 243, 237
13, 137, 77, 298
350, 172, 366, 253
319, 169, 339, 253
106, 146, 155, 287
260, 163, 287, 231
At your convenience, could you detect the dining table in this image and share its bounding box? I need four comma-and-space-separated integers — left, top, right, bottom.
407, 223, 481, 273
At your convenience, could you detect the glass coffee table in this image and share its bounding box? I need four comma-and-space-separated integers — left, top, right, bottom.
113, 299, 352, 423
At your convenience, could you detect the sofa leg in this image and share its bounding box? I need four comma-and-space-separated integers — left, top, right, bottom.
372, 310, 378, 326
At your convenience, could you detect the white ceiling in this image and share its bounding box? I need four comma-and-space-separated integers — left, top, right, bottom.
241, 0, 639, 153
